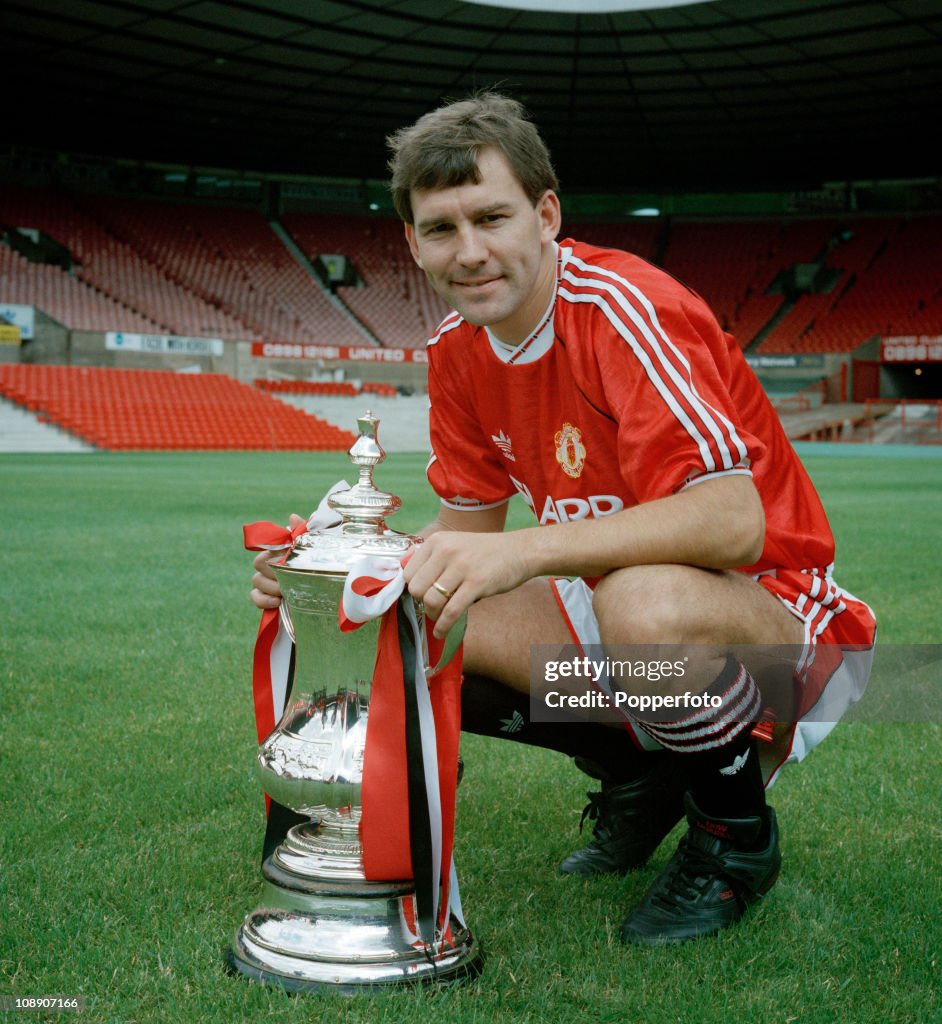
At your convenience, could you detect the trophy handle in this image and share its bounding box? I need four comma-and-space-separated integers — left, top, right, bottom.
425, 609, 466, 678
278, 601, 296, 644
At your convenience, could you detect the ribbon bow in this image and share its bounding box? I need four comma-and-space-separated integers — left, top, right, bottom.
242, 479, 347, 562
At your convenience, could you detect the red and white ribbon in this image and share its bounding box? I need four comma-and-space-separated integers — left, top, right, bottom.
339, 555, 405, 632
340, 554, 465, 947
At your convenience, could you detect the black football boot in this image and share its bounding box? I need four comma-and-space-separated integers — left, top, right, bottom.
619, 792, 781, 945
558, 756, 688, 876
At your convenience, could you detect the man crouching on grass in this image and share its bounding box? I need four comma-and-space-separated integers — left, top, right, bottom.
252, 92, 876, 945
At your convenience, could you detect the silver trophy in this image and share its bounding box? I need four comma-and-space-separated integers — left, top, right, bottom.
227, 412, 482, 992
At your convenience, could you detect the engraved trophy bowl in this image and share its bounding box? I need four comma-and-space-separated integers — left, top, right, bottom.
227, 412, 482, 992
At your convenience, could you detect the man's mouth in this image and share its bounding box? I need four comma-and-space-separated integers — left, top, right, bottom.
454, 276, 501, 290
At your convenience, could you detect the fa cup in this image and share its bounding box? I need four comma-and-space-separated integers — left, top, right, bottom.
227, 412, 481, 992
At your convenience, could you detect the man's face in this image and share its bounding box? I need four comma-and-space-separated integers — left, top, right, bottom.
404, 147, 561, 345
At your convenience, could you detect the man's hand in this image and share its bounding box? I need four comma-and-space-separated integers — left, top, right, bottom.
249, 512, 306, 610
403, 529, 534, 638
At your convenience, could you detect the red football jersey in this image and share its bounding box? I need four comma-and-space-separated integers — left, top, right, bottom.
426, 238, 835, 577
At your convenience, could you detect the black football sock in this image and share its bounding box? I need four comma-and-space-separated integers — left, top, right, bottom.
687, 731, 769, 834
629, 656, 769, 840
461, 672, 651, 784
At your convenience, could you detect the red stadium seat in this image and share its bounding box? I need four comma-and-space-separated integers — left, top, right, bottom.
0, 364, 356, 451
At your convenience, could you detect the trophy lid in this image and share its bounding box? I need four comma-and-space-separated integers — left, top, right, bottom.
278, 410, 419, 575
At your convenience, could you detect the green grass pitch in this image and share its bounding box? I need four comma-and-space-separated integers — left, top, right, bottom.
0, 449, 939, 1024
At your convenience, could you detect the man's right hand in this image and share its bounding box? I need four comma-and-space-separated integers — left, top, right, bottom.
249, 512, 306, 609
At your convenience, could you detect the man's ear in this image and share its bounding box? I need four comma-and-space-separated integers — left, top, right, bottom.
404, 223, 424, 269
537, 190, 562, 243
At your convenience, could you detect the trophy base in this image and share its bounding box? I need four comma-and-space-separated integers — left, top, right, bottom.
226, 921, 483, 994
227, 855, 483, 993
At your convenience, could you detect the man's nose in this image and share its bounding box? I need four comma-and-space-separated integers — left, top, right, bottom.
455, 225, 488, 266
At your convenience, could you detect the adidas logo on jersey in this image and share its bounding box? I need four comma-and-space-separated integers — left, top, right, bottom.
491, 430, 515, 462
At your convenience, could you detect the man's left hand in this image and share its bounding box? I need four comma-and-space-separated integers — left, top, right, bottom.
403, 530, 533, 638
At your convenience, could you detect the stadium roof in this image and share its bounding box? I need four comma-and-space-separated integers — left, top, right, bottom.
4, 0, 941, 191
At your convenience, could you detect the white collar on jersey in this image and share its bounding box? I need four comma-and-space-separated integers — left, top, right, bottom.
485, 241, 561, 366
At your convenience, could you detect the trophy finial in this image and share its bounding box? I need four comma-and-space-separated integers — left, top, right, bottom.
348, 409, 384, 472
327, 411, 401, 534
356, 408, 378, 438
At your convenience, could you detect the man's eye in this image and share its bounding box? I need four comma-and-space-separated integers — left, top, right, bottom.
481, 214, 505, 224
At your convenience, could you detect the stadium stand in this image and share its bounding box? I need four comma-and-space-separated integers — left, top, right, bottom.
658, 220, 779, 335
1, 188, 370, 345
0, 228, 162, 334
75, 196, 369, 346
0, 364, 356, 450
3, 183, 940, 360
758, 215, 942, 353
280, 213, 450, 347
660, 219, 837, 346
1, 186, 247, 338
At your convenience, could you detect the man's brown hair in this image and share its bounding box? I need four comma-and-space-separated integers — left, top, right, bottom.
387, 92, 559, 224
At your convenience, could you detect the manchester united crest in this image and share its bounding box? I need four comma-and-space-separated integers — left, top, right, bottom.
554, 422, 587, 479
